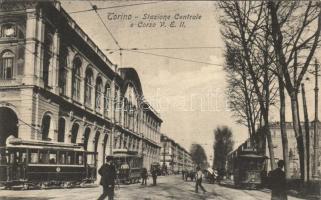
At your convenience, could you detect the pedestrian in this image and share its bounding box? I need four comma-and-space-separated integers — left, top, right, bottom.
269, 160, 287, 200
151, 167, 158, 186
141, 167, 148, 185
182, 170, 185, 180
98, 156, 116, 200
195, 166, 206, 193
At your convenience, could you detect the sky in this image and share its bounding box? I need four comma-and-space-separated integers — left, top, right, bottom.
61, 1, 320, 163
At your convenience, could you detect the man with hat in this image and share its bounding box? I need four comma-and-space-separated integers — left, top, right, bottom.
269, 160, 287, 200
98, 155, 116, 200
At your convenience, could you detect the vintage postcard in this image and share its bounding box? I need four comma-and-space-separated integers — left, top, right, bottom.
0, 1, 320, 199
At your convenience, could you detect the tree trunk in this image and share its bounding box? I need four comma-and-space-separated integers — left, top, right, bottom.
278, 73, 289, 178
290, 92, 307, 183
301, 83, 310, 182
263, 112, 276, 170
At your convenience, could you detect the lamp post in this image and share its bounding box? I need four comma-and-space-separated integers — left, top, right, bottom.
312, 60, 320, 179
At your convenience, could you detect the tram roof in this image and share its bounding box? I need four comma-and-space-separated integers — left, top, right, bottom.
238, 153, 267, 159
6, 138, 83, 151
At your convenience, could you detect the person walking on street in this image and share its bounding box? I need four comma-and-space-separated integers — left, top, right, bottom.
98, 156, 116, 200
269, 160, 287, 200
195, 166, 206, 193
151, 167, 158, 186
141, 167, 148, 185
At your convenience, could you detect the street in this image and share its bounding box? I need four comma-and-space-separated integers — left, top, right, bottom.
0, 175, 309, 200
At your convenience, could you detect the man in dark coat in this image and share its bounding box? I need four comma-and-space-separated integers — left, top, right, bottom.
151, 167, 158, 186
141, 167, 148, 185
269, 160, 287, 200
98, 156, 116, 200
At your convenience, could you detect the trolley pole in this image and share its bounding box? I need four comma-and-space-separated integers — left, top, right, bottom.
312, 59, 320, 179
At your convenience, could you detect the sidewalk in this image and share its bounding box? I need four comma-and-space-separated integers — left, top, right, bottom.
219, 179, 320, 200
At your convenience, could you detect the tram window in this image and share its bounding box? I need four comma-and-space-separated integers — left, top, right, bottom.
0, 153, 7, 164
29, 151, 38, 163
39, 151, 49, 164
59, 152, 66, 164
49, 153, 57, 164
76, 152, 83, 165
87, 154, 95, 165
66, 152, 74, 165
9, 153, 14, 164
21, 152, 27, 163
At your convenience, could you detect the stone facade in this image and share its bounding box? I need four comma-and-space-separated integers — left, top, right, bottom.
0, 1, 162, 181
267, 121, 321, 179
160, 134, 194, 174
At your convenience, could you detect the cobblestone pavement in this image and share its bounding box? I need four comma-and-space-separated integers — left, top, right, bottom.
0, 175, 311, 200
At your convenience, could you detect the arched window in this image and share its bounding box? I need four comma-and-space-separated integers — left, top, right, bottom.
84, 67, 93, 106
114, 86, 120, 122
83, 127, 91, 150
95, 77, 103, 110
0, 50, 14, 79
94, 131, 100, 153
1, 23, 16, 38
71, 123, 79, 144
57, 118, 65, 142
124, 98, 128, 127
72, 57, 81, 100
41, 115, 51, 141
43, 33, 53, 87
104, 82, 111, 116
59, 45, 68, 96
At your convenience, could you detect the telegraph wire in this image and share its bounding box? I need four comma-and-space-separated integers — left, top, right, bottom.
87, 1, 124, 67
124, 49, 224, 67
74, 2, 223, 67
69, 1, 162, 14
106, 46, 224, 52
89, 2, 120, 49
17, 117, 42, 134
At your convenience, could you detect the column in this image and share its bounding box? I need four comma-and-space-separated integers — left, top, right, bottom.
23, 9, 39, 85
52, 30, 60, 92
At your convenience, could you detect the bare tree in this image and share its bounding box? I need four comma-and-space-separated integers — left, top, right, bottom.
267, 1, 321, 182
219, 1, 278, 169
225, 45, 261, 139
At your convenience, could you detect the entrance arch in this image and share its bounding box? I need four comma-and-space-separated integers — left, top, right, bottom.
0, 107, 18, 146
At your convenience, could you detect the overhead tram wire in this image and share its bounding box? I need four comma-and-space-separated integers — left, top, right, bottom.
124, 49, 224, 67
69, 1, 162, 14
88, 2, 124, 67
105, 46, 224, 52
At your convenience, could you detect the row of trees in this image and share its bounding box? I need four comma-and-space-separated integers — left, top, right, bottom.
219, 0, 321, 184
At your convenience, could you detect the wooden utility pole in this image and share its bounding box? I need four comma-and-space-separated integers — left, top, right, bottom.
312, 59, 320, 179
301, 83, 310, 182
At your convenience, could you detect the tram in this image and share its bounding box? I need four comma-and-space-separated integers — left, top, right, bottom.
230, 149, 267, 189
113, 149, 143, 184
0, 137, 97, 189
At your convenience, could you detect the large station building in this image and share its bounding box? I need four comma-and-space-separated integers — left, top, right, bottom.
0, 1, 162, 179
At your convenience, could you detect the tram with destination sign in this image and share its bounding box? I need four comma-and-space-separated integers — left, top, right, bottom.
113, 149, 143, 184
0, 137, 97, 189
228, 149, 267, 189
